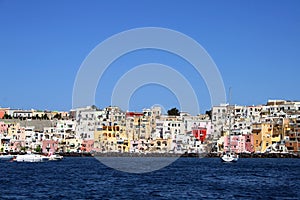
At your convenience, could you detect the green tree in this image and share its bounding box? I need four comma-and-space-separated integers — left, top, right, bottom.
3, 113, 9, 119
205, 110, 212, 119
167, 107, 180, 116
91, 105, 98, 110
20, 146, 26, 152
34, 145, 42, 153
53, 113, 61, 119
42, 114, 49, 120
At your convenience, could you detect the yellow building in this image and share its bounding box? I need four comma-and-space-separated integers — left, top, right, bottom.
94, 125, 129, 152
260, 123, 273, 152
261, 118, 288, 152
272, 118, 289, 142
151, 138, 169, 153
252, 123, 262, 152
253, 119, 287, 153
94, 127, 102, 150
126, 113, 151, 141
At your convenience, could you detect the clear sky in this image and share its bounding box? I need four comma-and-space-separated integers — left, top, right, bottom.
0, 0, 299, 115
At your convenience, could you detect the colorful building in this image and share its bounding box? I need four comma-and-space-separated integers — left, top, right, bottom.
42, 140, 59, 154
81, 140, 94, 152
192, 127, 207, 143
252, 123, 262, 152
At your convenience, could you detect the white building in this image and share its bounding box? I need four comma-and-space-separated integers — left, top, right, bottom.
76, 108, 105, 140
13, 110, 33, 118
211, 104, 229, 139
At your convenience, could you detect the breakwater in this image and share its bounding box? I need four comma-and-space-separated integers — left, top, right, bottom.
58, 152, 93, 157
183, 152, 300, 158
2, 152, 299, 158
56, 152, 300, 158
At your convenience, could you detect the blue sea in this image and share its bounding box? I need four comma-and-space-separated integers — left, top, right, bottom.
0, 157, 299, 199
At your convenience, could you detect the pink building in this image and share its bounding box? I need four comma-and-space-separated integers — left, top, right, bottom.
81, 140, 94, 152
244, 134, 254, 153
18, 127, 26, 141
9, 124, 26, 152
42, 140, 59, 154
0, 122, 8, 134
224, 135, 246, 153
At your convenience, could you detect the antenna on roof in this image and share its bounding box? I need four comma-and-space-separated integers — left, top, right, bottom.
228, 87, 232, 106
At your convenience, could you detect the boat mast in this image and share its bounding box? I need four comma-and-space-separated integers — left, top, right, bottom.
228, 87, 232, 152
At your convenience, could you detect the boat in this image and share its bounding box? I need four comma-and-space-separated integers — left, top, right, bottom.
0, 154, 14, 162
221, 88, 239, 163
48, 154, 63, 161
221, 151, 239, 162
15, 154, 49, 162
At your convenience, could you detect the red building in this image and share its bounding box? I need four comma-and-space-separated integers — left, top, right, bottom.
192, 127, 207, 143
126, 112, 144, 118
0, 108, 9, 119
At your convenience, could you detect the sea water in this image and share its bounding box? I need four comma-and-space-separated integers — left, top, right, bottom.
0, 157, 299, 199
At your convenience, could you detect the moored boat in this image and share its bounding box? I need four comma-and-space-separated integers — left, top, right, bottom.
48, 154, 63, 161
221, 151, 239, 162
0, 154, 14, 162
221, 88, 239, 163
15, 154, 49, 162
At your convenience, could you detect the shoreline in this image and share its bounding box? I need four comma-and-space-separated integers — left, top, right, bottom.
59, 152, 300, 158
2, 152, 299, 158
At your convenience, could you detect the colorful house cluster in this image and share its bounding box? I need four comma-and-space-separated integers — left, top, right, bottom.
0, 99, 300, 154
214, 100, 300, 153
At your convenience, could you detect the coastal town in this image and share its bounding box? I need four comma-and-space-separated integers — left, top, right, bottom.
0, 99, 300, 157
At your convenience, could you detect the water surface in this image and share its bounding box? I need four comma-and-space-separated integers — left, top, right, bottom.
0, 158, 299, 199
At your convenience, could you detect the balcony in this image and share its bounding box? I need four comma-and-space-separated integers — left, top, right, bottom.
252, 125, 261, 130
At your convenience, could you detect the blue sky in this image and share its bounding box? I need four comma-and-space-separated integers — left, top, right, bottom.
0, 0, 300, 115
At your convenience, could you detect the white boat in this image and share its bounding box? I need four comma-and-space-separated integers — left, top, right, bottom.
221, 88, 239, 163
48, 154, 63, 161
0, 154, 14, 162
15, 154, 49, 162
221, 151, 239, 162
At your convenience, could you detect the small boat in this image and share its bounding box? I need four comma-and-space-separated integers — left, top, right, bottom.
15, 154, 49, 162
221, 151, 239, 162
48, 154, 63, 161
0, 154, 14, 162
221, 88, 239, 163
